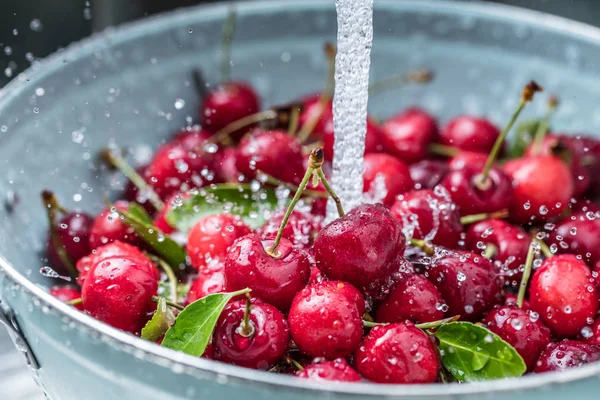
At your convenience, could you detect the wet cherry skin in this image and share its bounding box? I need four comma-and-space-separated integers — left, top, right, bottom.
534, 340, 600, 373
296, 359, 362, 382
259, 209, 322, 250
380, 108, 438, 164
362, 153, 414, 206
50, 285, 83, 311
548, 212, 600, 267
88, 201, 139, 250
409, 160, 449, 190
185, 261, 226, 305
583, 318, 600, 345
214, 146, 241, 183
46, 211, 93, 275
439, 115, 501, 154
448, 151, 488, 171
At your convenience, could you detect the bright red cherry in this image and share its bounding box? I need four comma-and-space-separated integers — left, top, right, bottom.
213, 298, 289, 370
440, 116, 501, 154
200, 81, 260, 141
483, 305, 552, 371
427, 251, 503, 321
380, 108, 438, 164
362, 153, 413, 206
409, 160, 449, 190
375, 274, 445, 324
534, 340, 600, 373
503, 155, 574, 224
236, 128, 305, 185
390, 188, 463, 249
46, 211, 93, 275
186, 213, 251, 270
50, 285, 83, 311
170, 124, 213, 150
529, 254, 598, 338
355, 322, 440, 384
186, 262, 226, 305
288, 281, 364, 359
88, 201, 139, 250
296, 359, 361, 382
448, 151, 487, 171
314, 204, 406, 292
82, 255, 159, 333
224, 234, 310, 311
153, 192, 191, 235
260, 209, 322, 250
548, 212, 600, 267
214, 146, 241, 183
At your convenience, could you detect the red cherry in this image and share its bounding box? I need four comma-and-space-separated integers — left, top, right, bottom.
50, 285, 83, 311
296, 359, 361, 382
46, 211, 93, 275
314, 204, 406, 292
214, 146, 240, 183
309, 265, 326, 285
375, 274, 445, 324
534, 340, 600, 373
441, 166, 513, 216
186, 262, 226, 305
558, 135, 600, 196
89, 201, 139, 250
200, 81, 260, 140
259, 209, 322, 250
298, 94, 333, 141
390, 188, 463, 249
380, 108, 438, 164
503, 156, 574, 224
355, 322, 440, 384
483, 305, 551, 371
82, 255, 158, 333
548, 212, 600, 267
170, 125, 213, 150
448, 151, 488, 171
362, 153, 413, 206
426, 251, 502, 321
224, 234, 310, 311
186, 214, 251, 270
322, 117, 382, 161
213, 298, 288, 370
409, 160, 449, 190
440, 115, 501, 154
504, 293, 531, 309
288, 281, 364, 359
236, 128, 305, 185
202, 343, 215, 360
529, 254, 598, 338
153, 192, 190, 235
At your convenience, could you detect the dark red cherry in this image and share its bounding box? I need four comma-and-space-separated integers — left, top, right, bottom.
46, 211, 93, 275
465, 219, 530, 285
583, 317, 600, 345
503, 156, 574, 224
50, 285, 83, 311
82, 255, 158, 333
200, 81, 260, 141
380, 108, 438, 164
362, 153, 413, 206
186, 213, 251, 270
427, 251, 503, 321
441, 166, 513, 216
214, 146, 241, 183
213, 298, 288, 370
355, 322, 440, 384
288, 281, 364, 359
530, 254, 598, 338
259, 209, 322, 250
236, 128, 305, 185
409, 160, 449, 190
534, 340, 600, 373
186, 261, 226, 305
440, 115, 501, 154
309, 265, 326, 285
296, 359, 361, 382
314, 204, 405, 292
558, 134, 600, 196
298, 94, 333, 141
548, 212, 600, 267
224, 234, 310, 311
88, 201, 139, 250
483, 305, 551, 371
390, 188, 463, 249
322, 117, 382, 161
375, 274, 445, 324
504, 293, 531, 309
448, 151, 487, 171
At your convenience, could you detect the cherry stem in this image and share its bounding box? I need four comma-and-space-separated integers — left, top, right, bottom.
517, 241, 537, 309
256, 170, 329, 198
65, 298, 82, 306
41, 190, 78, 279
414, 315, 460, 330
460, 209, 509, 225
429, 143, 460, 158
316, 168, 345, 218
535, 237, 554, 258
285, 356, 304, 371
410, 238, 435, 256
296, 43, 336, 143
192, 69, 207, 98
209, 110, 277, 145
145, 253, 178, 304
239, 293, 255, 338
151, 296, 184, 311
100, 149, 164, 211
362, 320, 381, 328
220, 7, 237, 83
482, 243, 498, 260
287, 106, 300, 135
478, 81, 543, 188
368, 68, 433, 96
531, 96, 559, 155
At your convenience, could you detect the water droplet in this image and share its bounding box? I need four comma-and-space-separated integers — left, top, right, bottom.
539, 205, 548, 215
174, 98, 186, 110
30, 19, 43, 32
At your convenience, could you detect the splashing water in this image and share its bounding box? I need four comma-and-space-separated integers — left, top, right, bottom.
327, 0, 374, 221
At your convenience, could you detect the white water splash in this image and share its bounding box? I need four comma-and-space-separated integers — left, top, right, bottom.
327, 0, 374, 221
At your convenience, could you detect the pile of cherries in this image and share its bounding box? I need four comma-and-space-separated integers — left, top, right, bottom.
43, 63, 600, 384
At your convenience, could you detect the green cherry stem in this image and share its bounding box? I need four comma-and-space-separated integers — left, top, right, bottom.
368, 68, 433, 96
517, 241, 537, 309
410, 238, 435, 256
65, 298, 83, 306
220, 7, 237, 83
285, 356, 304, 371
100, 149, 164, 211
239, 293, 255, 338
535, 237, 554, 258
287, 105, 301, 136
41, 190, 78, 279
209, 110, 277, 145
482, 243, 498, 260
145, 253, 178, 304
532, 96, 559, 155
192, 69, 207, 98
428, 143, 459, 158
316, 168, 345, 218
477, 81, 543, 190
363, 315, 459, 330
256, 170, 329, 198
151, 296, 184, 311
460, 209, 509, 225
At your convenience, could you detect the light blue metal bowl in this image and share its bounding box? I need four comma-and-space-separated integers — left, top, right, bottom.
1, 1, 600, 399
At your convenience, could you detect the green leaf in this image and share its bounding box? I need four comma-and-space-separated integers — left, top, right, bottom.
128, 202, 153, 224
165, 184, 278, 232
158, 280, 190, 304
115, 205, 187, 268
141, 297, 176, 342
509, 118, 545, 158
161, 288, 250, 357
434, 322, 526, 382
